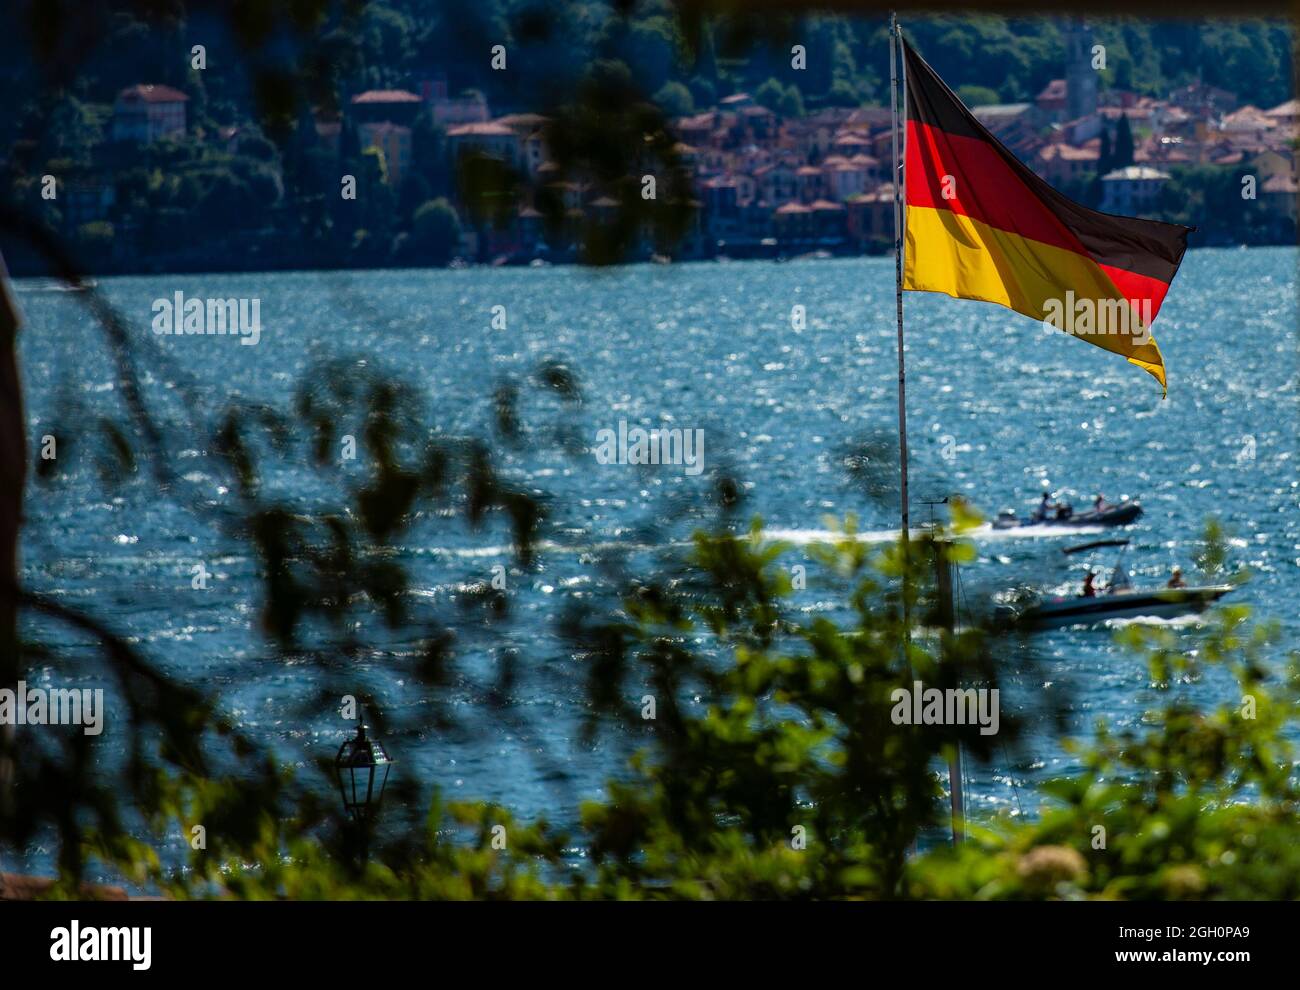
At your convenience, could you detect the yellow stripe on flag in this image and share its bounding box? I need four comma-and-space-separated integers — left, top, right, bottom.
903, 204, 1166, 392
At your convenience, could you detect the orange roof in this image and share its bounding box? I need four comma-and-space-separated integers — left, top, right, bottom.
351, 90, 422, 104
118, 84, 188, 103
495, 113, 549, 129
447, 122, 515, 137
1039, 143, 1099, 162
1262, 173, 1299, 193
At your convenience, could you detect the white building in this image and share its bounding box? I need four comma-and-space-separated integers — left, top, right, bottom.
1100, 165, 1170, 215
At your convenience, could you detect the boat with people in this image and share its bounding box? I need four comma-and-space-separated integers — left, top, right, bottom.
992, 492, 1142, 530
997, 539, 1234, 629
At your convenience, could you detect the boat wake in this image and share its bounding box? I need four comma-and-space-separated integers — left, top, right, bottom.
1100, 612, 1210, 629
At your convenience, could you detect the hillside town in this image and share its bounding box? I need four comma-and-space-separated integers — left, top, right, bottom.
46, 24, 1300, 268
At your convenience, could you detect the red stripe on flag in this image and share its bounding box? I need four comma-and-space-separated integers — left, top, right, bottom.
1098, 264, 1172, 322
905, 121, 1088, 259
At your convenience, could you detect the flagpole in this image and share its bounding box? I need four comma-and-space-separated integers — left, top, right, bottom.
891, 15, 963, 849
889, 14, 910, 546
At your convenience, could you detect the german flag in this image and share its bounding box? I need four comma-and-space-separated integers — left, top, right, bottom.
901, 37, 1191, 394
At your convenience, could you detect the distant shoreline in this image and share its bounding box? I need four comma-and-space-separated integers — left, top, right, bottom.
6, 238, 1291, 285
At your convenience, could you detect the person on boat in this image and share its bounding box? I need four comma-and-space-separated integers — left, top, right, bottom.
1055, 501, 1073, 521
1093, 493, 1111, 513
1166, 566, 1186, 589
1107, 563, 1132, 594
1082, 570, 1097, 597
1032, 492, 1052, 522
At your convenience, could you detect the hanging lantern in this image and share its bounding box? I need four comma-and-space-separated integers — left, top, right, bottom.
333, 720, 394, 821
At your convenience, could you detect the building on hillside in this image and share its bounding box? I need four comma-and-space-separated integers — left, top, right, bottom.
773, 201, 814, 247
821, 155, 873, 200
446, 121, 520, 170
1052, 114, 1103, 146
350, 90, 423, 126
1264, 99, 1300, 128
1100, 165, 1169, 215
1036, 79, 1069, 123
431, 91, 490, 128
1136, 134, 1194, 167
494, 114, 550, 176
828, 130, 872, 162
1249, 148, 1297, 184
971, 103, 1039, 155
845, 185, 895, 251
738, 105, 779, 142
675, 112, 717, 149
111, 84, 188, 143
1261, 173, 1298, 229
1216, 105, 1277, 144
1168, 81, 1238, 118
795, 164, 824, 203
415, 73, 448, 103
700, 176, 741, 242
359, 122, 412, 186
754, 162, 797, 204
808, 199, 848, 245
1036, 142, 1100, 187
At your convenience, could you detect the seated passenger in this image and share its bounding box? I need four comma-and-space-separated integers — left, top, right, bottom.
1107, 564, 1131, 594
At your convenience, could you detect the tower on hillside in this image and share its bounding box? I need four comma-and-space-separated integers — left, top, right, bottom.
1065, 18, 1098, 121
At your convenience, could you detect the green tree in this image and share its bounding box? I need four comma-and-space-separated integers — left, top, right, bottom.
754, 77, 786, 112
1113, 115, 1135, 169
654, 81, 695, 118
411, 196, 461, 263
956, 84, 1000, 108
777, 84, 805, 119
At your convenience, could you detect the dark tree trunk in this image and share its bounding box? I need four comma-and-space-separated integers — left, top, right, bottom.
0, 251, 24, 809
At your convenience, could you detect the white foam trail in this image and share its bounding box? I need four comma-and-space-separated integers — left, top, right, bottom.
420, 521, 1111, 559
971, 523, 1106, 540
1102, 613, 1207, 629
764, 527, 900, 545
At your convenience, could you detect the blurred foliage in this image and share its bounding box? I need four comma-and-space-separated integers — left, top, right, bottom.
4, 0, 1299, 903
32, 510, 1292, 901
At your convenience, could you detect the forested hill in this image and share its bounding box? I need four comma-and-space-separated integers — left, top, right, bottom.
0, 2, 1292, 145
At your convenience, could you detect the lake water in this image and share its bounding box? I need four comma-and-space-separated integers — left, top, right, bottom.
11, 247, 1300, 877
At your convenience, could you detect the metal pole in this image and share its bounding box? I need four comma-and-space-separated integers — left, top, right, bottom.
949, 747, 965, 845
897, 34, 962, 845
890, 13, 910, 546
933, 539, 965, 846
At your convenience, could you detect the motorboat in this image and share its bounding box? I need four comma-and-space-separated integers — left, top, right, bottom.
1004, 583, 1233, 629
997, 538, 1234, 629
992, 498, 1142, 530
